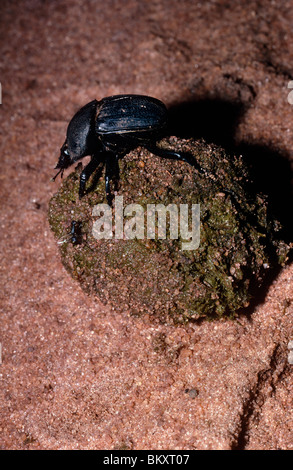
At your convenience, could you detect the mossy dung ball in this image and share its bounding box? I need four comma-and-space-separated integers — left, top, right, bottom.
48, 137, 289, 323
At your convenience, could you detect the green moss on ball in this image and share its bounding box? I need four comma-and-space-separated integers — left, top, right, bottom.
48, 137, 290, 323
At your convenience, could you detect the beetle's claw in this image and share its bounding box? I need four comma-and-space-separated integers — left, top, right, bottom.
51, 168, 64, 182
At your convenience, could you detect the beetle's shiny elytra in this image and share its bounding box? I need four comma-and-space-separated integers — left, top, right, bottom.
53, 94, 195, 204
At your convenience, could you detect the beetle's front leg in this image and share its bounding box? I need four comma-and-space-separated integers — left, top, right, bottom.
79, 156, 100, 199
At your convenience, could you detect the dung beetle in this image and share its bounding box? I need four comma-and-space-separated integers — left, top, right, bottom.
53, 94, 196, 204
70, 220, 83, 245
57, 220, 83, 246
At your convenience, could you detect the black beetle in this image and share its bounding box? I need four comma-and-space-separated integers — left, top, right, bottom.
57, 220, 83, 246
53, 94, 196, 204
70, 220, 83, 245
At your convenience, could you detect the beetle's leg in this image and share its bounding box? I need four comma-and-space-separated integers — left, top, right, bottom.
79, 157, 100, 198
105, 159, 111, 205
146, 144, 203, 173
105, 153, 120, 206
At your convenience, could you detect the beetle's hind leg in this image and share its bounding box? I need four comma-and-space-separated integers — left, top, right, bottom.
79, 156, 101, 199
146, 144, 203, 173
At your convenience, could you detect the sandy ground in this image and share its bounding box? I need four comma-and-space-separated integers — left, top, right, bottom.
0, 0, 292, 449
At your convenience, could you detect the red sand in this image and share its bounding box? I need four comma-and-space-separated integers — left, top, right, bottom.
0, 0, 292, 449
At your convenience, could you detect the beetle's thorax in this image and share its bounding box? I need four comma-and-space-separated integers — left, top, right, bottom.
65, 99, 99, 161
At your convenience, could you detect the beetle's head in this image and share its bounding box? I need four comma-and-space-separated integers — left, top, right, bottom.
52, 142, 73, 181
56, 142, 73, 169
